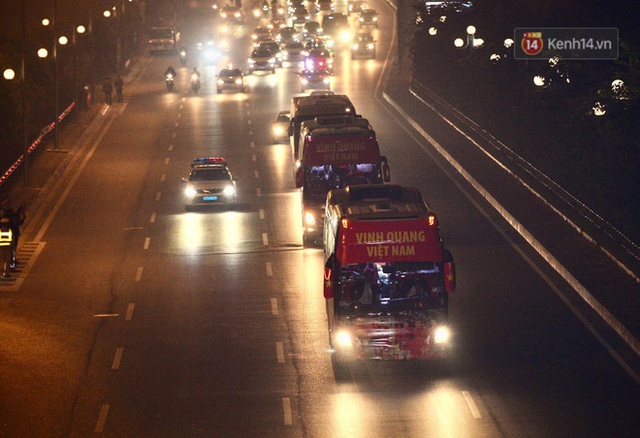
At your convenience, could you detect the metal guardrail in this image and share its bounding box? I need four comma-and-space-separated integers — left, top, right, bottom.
0, 102, 75, 189
410, 80, 640, 282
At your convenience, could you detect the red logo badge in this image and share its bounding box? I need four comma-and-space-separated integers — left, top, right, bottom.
521, 32, 543, 56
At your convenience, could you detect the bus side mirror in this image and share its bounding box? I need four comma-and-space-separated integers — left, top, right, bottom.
295, 168, 304, 188
381, 156, 390, 182
288, 121, 294, 137
443, 249, 455, 293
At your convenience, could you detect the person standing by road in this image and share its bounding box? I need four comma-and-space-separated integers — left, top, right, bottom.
114, 74, 123, 102
103, 77, 113, 105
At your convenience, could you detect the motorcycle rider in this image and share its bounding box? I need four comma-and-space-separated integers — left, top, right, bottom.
165, 65, 177, 78
190, 67, 201, 92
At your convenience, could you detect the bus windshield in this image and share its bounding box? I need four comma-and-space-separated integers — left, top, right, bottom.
336, 261, 446, 314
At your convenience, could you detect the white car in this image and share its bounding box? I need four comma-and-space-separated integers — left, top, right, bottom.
182, 157, 238, 210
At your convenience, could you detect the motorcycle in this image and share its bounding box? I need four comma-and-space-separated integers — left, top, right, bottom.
179, 47, 188, 66
191, 73, 201, 93
165, 73, 175, 91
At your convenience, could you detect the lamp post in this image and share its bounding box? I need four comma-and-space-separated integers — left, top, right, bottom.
2, 0, 30, 187
454, 25, 483, 50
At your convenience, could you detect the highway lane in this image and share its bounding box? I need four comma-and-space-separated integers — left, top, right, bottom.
0, 1, 639, 437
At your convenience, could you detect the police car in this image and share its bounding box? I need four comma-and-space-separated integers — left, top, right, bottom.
181, 157, 238, 210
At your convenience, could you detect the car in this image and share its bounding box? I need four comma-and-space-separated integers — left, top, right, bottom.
290, 6, 310, 26
198, 39, 221, 64
282, 41, 305, 63
308, 89, 335, 96
347, 0, 366, 15
351, 32, 376, 58
219, 5, 244, 22
251, 26, 272, 40
315, 0, 334, 12
216, 67, 246, 93
272, 110, 290, 142
321, 13, 350, 44
258, 41, 284, 66
299, 68, 332, 92
304, 48, 333, 72
358, 9, 378, 27
276, 26, 300, 44
302, 21, 322, 38
248, 47, 277, 73
182, 157, 238, 210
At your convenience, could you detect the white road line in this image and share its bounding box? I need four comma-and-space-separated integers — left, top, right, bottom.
254, 170, 259, 178
252, 154, 256, 162
161, 173, 166, 182
112, 347, 124, 370
282, 397, 292, 426
259, 209, 265, 219
143, 237, 151, 250
174, 122, 179, 128
271, 298, 278, 315
95, 404, 110, 433
276, 342, 285, 363
126, 303, 135, 321
256, 188, 262, 197
164, 157, 170, 165
247, 119, 252, 125
461, 391, 482, 418
250, 141, 255, 148
266, 261, 273, 276
172, 132, 176, 139
150, 212, 156, 224
249, 130, 253, 136
155, 191, 161, 201
262, 233, 269, 246
168, 144, 173, 151
135, 266, 144, 282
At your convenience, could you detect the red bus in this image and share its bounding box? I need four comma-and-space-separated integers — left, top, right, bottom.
295, 115, 389, 245
323, 184, 456, 379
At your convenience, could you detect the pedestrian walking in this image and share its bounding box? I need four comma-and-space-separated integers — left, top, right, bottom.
114, 74, 123, 102
103, 77, 113, 105
0, 218, 13, 278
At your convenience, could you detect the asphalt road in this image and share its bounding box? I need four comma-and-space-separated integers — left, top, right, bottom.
0, 2, 639, 437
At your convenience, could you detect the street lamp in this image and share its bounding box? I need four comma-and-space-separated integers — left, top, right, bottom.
454, 25, 483, 49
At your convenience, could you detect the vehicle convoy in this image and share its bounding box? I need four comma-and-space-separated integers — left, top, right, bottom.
288, 94, 357, 170
322, 184, 456, 379
295, 115, 390, 244
148, 27, 179, 54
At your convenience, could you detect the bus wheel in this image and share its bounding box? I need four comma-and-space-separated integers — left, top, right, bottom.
331, 353, 351, 382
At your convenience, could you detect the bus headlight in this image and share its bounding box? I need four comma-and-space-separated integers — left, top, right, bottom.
304, 211, 316, 227
434, 326, 450, 344
335, 330, 352, 348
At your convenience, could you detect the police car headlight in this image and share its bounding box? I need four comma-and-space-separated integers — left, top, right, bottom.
223, 185, 236, 197
335, 330, 353, 348
434, 326, 450, 344
304, 211, 317, 227
235, 78, 243, 85
185, 186, 197, 198
217, 79, 224, 85
301, 78, 309, 85
367, 43, 374, 49
323, 77, 331, 84
249, 59, 256, 65
352, 44, 359, 50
